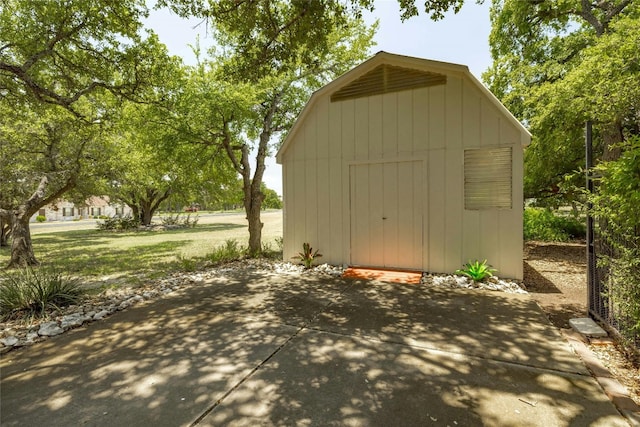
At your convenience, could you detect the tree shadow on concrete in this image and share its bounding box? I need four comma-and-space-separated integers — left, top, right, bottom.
0, 269, 625, 426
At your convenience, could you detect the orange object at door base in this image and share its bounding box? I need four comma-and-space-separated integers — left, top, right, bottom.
342, 267, 422, 284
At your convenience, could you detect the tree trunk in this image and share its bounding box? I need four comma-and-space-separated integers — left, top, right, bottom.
0, 215, 10, 247
246, 205, 263, 255
122, 187, 171, 226
7, 214, 38, 267
602, 121, 624, 161
246, 187, 264, 256
239, 143, 265, 256
130, 204, 140, 224
140, 199, 154, 226
220, 92, 281, 256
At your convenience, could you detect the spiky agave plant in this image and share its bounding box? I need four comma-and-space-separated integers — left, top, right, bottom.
455, 260, 497, 282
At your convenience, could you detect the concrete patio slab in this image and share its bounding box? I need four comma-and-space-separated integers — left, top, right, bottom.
0, 271, 630, 426
184, 270, 353, 327
201, 330, 626, 427
0, 301, 298, 426
314, 281, 587, 373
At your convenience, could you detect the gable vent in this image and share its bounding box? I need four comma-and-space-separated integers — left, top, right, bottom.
330, 64, 447, 102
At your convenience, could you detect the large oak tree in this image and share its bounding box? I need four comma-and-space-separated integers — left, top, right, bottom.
0, 0, 172, 267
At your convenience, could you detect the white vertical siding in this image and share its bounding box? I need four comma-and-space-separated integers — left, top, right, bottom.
328, 100, 343, 264
368, 95, 383, 159
429, 85, 446, 150
480, 101, 501, 147
444, 149, 464, 273
281, 66, 525, 279
354, 97, 369, 159
462, 83, 481, 148
427, 149, 446, 272
445, 77, 463, 149
341, 100, 355, 161
368, 164, 384, 266
316, 98, 331, 260
397, 91, 413, 154
304, 112, 318, 249
412, 88, 428, 151
382, 92, 397, 157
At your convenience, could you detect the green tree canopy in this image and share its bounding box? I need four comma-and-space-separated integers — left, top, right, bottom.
171, 12, 375, 254
106, 98, 238, 225
0, 0, 175, 266
484, 0, 639, 205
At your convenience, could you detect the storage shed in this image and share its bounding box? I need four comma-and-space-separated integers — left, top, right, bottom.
276, 52, 531, 279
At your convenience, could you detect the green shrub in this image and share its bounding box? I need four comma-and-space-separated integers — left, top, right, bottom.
35, 215, 46, 223
275, 237, 284, 252
160, 213, 199, 228
523, 207, 586, 241
207, 239, 245, 264
97, 215, 140, 231
0, 267, 84, 319
177, 255, 198, 272
260, 240, 283, 259
589, 136, 640, 343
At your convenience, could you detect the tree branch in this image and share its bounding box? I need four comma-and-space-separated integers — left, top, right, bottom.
220, 119, 245, 175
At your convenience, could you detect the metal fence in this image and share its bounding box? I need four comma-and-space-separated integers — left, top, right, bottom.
586, 122, 640, 347
587, 221, 640, 346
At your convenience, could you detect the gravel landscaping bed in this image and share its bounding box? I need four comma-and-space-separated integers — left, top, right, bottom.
0, 259, 525, 354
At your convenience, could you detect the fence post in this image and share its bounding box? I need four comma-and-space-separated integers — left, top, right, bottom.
585, 121, 596, 318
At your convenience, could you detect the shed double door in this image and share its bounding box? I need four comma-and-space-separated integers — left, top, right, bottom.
349, 160, 424, 270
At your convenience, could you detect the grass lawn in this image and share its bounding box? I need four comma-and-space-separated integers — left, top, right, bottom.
0, 211, 283, 290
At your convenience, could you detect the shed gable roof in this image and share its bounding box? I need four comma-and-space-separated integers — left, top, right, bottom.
276, 52, 531, 163
330, 64, 447, 102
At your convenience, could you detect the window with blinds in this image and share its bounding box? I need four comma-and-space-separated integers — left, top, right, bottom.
464, 147, 512, 210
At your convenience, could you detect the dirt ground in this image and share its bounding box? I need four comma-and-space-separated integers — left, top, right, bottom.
524, 240, 640, 405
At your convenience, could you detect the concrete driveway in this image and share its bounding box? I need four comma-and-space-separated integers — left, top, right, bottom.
0, 270, 628, 426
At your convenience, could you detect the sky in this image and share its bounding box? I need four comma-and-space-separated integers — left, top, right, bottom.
144, 1, 493, 196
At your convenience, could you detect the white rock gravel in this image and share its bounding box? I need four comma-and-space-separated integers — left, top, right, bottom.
38, 322, 64, 337
0, 260, 525, 353
422, 273, 527, 294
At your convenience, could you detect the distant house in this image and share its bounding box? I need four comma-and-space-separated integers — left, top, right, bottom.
276, 52, 530, 279
32, 196, 132, 222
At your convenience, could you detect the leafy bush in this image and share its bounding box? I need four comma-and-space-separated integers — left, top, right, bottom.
97, 215, 140, 231
275, 237, 284, 252
523, 207, 586, 241
160, 213, 199, 228
207, 239, 245, 264
292, 243, 322, 269
456, 260, 497, 282
589, 137, 640, 343
260, 239, 283, 259
0, 267, 84, 319
36, 215, 46, 223
177, 255, 198, 272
